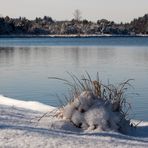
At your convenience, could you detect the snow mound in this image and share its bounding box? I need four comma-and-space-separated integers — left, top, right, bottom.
57, 91, 131, 133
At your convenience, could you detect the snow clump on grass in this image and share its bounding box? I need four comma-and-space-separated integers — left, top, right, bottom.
50, 73, 133, 134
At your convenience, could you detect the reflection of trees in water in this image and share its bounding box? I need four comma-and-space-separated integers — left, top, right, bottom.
69, 47, 116, 67
0, 47, 15, 64
18, 47, 31, 64
65, 47, 80, 67
0, 47, 14, 57
61, 46, 116, 70
0, 46, 116, 67
0, 47, 32, 65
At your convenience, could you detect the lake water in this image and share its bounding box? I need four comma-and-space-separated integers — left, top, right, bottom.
0, 37, 148, 120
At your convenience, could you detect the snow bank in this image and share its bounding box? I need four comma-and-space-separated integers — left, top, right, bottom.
0, 95, 55, 112
0, 95, 148, 147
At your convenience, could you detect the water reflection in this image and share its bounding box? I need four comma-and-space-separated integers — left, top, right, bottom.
0, 47, 15, 65
0, 46, 148, 120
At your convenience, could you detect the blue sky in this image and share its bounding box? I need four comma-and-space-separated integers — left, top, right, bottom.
0, 0, 148, 23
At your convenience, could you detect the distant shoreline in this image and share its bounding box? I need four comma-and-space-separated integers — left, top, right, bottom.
0, 34, 148, 38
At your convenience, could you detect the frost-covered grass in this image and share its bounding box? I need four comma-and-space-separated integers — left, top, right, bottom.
50, 73, 134, 134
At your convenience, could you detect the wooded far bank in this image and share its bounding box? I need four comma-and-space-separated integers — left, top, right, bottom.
0, 13, 148, 35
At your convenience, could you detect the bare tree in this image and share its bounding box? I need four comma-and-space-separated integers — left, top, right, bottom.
0, 14, 3, 18
73, 9, 82, 21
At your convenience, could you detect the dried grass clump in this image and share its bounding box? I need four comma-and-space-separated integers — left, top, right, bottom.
49, 72, 134, 133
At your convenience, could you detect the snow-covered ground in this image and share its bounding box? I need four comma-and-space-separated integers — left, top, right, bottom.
0, 95, 148, 148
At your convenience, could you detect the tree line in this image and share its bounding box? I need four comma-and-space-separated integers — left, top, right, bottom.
0, 13, 148, 35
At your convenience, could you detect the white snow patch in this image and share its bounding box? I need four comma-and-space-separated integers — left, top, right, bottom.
0, 95, 55, 112
60, 91, 131, 133
0, 95, 148, 148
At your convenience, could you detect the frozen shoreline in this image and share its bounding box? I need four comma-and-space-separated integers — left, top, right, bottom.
0, 95, 148, 148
